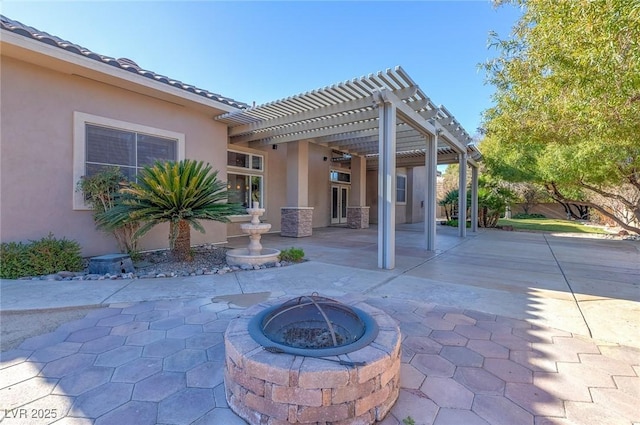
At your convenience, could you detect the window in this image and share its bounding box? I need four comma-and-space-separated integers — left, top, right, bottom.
85, 124, 177, 181
330, 170, 351, 183
396, 174, 407, 204
227, 149, 264, 209
228, 150, 263, 171
74, 112, 185, 209
227, 174, 263, 208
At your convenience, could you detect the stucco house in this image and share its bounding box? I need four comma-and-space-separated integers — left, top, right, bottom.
0, 15, 480, 269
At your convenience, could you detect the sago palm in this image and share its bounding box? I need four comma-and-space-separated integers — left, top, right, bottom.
98, 159, 245, 261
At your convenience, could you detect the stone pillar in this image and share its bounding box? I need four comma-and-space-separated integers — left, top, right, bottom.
281, 207, 314, 237
347, 206, 369, 229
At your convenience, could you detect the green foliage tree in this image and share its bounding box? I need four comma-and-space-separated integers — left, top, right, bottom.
98, 159, 245, 262
77, 167, 140, 255
481, 0, 640, 233
438, 189, 459, 221
477, 176, 517, 228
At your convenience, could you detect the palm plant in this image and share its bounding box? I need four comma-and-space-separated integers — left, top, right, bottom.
98, 159, 245, 262
438, 189, 459, 221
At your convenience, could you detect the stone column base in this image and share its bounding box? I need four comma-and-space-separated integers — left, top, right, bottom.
347, 206, 370, 229
281, 207, 314, 237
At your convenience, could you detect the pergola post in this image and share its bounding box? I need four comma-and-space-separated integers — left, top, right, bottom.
458, 152, 468, 238
471, 165, 478, 232
378, 100, 396, 269
424, 133, 438, 251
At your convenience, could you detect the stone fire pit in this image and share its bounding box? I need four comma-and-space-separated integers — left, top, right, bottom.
224, 297, 401, 425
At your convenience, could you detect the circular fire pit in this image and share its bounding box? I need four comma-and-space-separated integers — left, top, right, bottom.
224, 296, 401, 425
248, 295, 379, 357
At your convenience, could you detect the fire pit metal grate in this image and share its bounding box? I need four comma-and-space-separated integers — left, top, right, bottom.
248, 294, 379, 357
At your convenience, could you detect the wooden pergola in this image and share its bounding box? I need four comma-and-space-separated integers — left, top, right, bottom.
215, 66, 480, 269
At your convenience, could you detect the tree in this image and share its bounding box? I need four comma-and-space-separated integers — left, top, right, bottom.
477, 177, 516, 228
99, 160, 245, 262
438, 189, 459, 221
481, 0, 640, 233
77, 167, 140, 255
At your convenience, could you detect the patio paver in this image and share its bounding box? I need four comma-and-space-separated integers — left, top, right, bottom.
1, 296, 637, 424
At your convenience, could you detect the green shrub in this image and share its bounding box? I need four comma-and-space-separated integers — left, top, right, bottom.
278, 247, 305, 263
512, 213, 546, 219
0, 242, 30, 279
445, 220, 471, 228
0, 233, 84, 279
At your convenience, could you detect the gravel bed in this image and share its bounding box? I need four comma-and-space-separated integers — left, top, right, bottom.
19, 244, 292, 281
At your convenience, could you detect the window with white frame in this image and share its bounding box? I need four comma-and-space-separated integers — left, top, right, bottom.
396, 174, 407, 204
73, 112, 185, 209
227, 150, 264, 208
330, 169, 351, 184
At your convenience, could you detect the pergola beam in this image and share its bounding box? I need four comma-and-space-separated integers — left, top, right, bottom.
226, 86, 418, 138
230, 109, 380, 144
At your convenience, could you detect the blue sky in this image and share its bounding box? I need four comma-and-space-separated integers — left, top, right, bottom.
2, 1, 522, 136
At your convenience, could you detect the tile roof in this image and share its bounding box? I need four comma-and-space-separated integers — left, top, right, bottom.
0, 15, 249, 110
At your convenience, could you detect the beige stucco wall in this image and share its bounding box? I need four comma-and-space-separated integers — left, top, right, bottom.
308, 144, 332, 228
0, 56, 231, 256
407, 166, 427, 223
226, 142, 333, 239
366, 166, 429, 225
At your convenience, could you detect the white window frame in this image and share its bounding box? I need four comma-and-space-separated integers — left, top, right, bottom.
227, 149, 264, 172
73, 112, 185, 210
330, 169, 351, 184
226, 148, 266, 221
396, 173, 407, 205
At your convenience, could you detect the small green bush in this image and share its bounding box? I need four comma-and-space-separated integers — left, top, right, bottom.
445, 220, 471, 228
278, 247, 305, 263
0, 233, 84, 279
512, 213, 546, 219
0, 241, 30, 279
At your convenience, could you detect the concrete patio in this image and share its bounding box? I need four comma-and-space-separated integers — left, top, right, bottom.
1, 225, 638, 424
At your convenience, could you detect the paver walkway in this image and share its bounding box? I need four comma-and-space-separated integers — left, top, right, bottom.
2, 295, 638, 425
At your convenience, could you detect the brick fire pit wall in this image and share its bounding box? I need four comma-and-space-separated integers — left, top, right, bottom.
224, 300, 401, 425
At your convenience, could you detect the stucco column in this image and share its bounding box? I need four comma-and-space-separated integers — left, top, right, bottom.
350, 154, 366, 206
425, 133, 437, 251
458, 152, 468, 238
281, 141, 313, 237
347, 154, 370, 229
378, 100, 396, 269
286, 141, 309, 207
